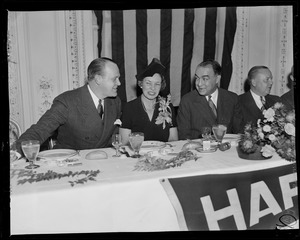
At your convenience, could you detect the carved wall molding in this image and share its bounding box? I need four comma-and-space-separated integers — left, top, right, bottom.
229, 7, 249, 95
65, 11, 92, 88
66, 11, 81, 89
230, 6, 293, 96
38, 76, 54, 116
8, 12, 24, 131
278, 6, 291, 95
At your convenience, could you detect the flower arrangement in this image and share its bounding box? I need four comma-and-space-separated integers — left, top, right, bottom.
155, 94, 172, 129
134, 150, 198, 171
11, 169, 101, 187
239, 102, 296, 161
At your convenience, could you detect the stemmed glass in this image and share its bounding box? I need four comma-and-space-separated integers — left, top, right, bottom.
128, 132, 144, 158
112, 133, 122, 157
21, 140, 40, 169
201, 127, 211, 140
212, 124, 227, 146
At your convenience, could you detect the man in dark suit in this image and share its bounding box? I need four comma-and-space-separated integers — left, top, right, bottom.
177, 60, 243, 140
281, 66, 294, 110
16, 57, 122, 154
238, 66, 282, 128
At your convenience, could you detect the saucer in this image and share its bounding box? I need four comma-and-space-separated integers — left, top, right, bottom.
196, 146, 218, 153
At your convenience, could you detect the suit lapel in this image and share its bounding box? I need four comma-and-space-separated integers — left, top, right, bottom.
76, 85, 100, 118
76, 85, 105, 137
217, 89, 226, 123
193, 92, 217, 125
245, 91, 263, 119
98, 97, 119, 144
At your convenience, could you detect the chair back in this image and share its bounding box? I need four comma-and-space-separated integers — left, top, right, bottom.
9, 119, 21, 150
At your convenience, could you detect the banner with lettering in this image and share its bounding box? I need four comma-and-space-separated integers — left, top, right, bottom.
160, 164, 298, 230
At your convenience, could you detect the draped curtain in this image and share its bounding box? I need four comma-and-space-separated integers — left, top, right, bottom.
94, 8, 237, 106
94, 6, 294, 107
8, 8, 293, 131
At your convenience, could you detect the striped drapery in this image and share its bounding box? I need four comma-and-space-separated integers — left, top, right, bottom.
94, 8, 237, 106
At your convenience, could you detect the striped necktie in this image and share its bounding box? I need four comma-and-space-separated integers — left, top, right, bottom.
208, 95, 217, 118
97, 99, 104, 118
260, 96, 266, 111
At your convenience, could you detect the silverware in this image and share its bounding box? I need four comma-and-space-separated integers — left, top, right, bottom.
164, 143, 175, 148
67, 162, 82, 166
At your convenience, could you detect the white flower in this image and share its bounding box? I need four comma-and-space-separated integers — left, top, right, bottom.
114, 119, 122, 126
286, 112, 295, 123
261, 145, 276, 158
155, 94, 172, 129
258, 132, 265, 139
257, 119, 261, 126
268, 134, 276, 142
284, 123, 295, 136
263, 108, 275, 122
274, 102, 283, 109
262, 124, 271, 132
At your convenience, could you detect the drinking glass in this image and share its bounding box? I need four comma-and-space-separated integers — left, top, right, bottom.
212, 124, 227, 145
128, 132, 144, 158
112, 133, 122, 157
201, 127, 211, 140
21, 140, 40, 169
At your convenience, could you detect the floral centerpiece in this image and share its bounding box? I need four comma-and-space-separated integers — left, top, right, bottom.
155, 94, 172, 129
238, 102, 296, 161
134, 150, 198, 171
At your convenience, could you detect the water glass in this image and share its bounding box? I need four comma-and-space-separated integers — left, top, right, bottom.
21, 140, 40, 169
112, 133, 122, 157
212, 124, 227, 145
128, 132, 144, 158
201, 127, 211, 140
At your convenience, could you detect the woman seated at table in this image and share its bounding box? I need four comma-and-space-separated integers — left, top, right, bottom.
120, 58, 178, 144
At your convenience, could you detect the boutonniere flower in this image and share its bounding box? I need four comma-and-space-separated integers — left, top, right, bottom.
155, 94, 172, 129
114, 119, 122, 126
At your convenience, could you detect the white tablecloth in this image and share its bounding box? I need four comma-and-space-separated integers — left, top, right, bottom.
10, 138, 293, 234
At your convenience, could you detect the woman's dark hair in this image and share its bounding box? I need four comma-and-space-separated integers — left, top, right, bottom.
137, 74, 167, 91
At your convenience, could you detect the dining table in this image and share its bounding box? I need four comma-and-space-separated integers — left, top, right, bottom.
10, 135, 298, 234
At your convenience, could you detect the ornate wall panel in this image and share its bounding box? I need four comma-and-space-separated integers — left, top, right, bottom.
230, 6, 293, 96
8, 12, 24, 132
8, 11, 94, 131
65, 10, 94, 87
229, 7, 250, 95
8, 8, 294, 133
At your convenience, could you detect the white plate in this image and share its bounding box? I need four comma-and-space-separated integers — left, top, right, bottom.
222, 134, 240, 146
38, 149, 78, 161
196, 146, 218, 153
140, 141, 166, 151
223, 134, 240, 140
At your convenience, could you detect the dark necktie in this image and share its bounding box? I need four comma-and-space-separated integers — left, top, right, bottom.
260, 96, 266, 111
97, 99, 104, 118
208, 95, 217, 118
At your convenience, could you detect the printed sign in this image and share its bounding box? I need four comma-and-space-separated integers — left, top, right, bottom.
160, 164, 298, 230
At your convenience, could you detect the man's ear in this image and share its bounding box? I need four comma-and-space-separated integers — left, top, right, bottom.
95, 75, 102, 85
216, 75, 221, 85
250, 79, 256, 87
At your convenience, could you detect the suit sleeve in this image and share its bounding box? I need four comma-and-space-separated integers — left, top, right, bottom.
176, 97, 192, 140
232, 96, 244, 134
16, 95, 69, 155
169, 103, 177, 128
